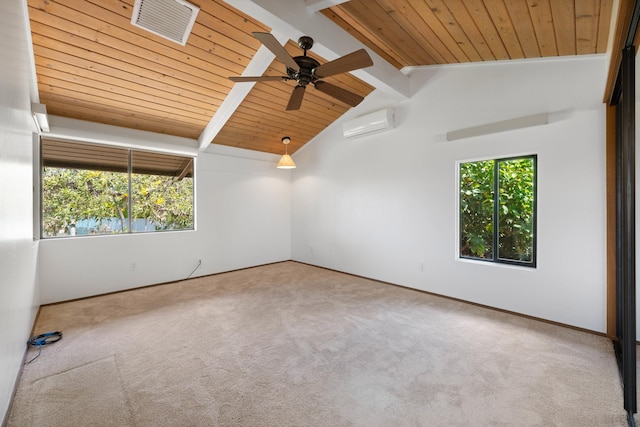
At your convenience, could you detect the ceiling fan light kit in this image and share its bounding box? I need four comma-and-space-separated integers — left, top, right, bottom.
230, 33, 373, 111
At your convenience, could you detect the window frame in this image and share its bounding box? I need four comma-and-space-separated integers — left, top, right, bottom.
458, 154, 537, 268
39, 138, 196, 239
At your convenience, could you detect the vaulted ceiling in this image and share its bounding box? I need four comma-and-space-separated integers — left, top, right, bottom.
28, 0, 614, 155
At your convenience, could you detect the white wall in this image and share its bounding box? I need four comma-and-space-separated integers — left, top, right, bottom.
292, 55, 609, 332
0, 0, 40, 422
38, 147, 292, 303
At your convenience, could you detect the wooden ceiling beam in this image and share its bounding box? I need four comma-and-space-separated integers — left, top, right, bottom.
304, 0, 349, 14
198, 31, 289, 151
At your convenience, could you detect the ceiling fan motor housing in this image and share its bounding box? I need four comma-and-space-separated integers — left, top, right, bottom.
287, 55, 320, 86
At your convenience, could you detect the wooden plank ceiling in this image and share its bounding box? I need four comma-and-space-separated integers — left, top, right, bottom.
28, 0, 614, 156
322, 0, 613, 69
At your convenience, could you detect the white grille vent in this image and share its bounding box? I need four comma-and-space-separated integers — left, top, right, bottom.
131, 0, 199, 46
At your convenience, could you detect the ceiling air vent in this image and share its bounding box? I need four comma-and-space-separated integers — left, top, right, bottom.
131, 0, 200, 46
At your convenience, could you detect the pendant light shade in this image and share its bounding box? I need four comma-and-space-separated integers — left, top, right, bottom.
277, 154, 296, 169
277, 136, 296, 169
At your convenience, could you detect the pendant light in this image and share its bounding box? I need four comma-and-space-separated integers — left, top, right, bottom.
277, 136, 296, 169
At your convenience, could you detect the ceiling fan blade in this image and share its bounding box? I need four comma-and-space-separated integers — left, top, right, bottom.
314, 81, 364, 107
313, 49, 373, 79
286, 85, 306, 111
252, 32, 299, 71
229, 76, 286, 82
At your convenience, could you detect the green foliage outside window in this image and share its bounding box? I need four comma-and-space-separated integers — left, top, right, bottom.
459, 159, 495, 259
459, 156, 536, 266
42, 168, 193, 237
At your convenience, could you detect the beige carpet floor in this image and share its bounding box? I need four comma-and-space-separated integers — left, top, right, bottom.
6, 261, 628, 426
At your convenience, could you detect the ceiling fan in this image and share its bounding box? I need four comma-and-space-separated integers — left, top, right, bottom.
229, 32, 373, 111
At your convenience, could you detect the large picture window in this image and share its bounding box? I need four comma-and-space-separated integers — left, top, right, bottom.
459, 155, 536, 267
41, 139, 194, 238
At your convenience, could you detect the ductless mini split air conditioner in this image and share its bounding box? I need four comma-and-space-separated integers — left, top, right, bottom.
342, 108, 394, 139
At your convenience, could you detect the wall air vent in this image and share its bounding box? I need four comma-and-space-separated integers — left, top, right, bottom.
131, 0, 200, 46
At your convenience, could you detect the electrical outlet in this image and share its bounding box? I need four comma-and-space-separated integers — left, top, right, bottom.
419, 263, 425, 273
130, 262, 137, 271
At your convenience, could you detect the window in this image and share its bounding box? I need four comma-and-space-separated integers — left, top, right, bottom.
459, 155, 536, 267
41, 139, 194, 238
